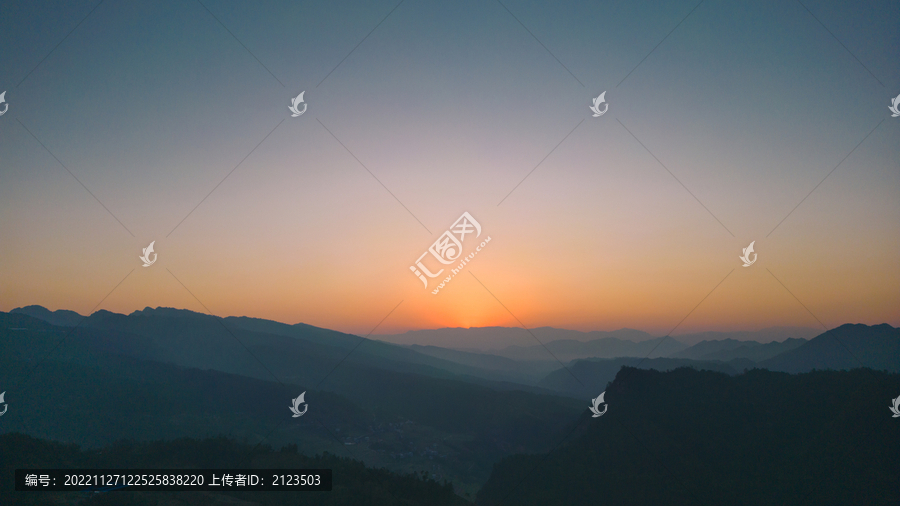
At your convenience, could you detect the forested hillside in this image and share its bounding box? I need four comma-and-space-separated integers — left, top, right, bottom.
478, 367, 900, 505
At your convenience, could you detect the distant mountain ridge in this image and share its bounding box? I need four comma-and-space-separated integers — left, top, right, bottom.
488, 336, 688, 362
404, 331, 812, 364
6, 306, 560, 393
11, 305, 84, 327
12, 306, 892, 373
674, 337, 808, 362
375, 326, 820, 351
375, 327, 657, 351
536, 356, 756, 399
759, 323, 900, 373
672, 327, 820, 345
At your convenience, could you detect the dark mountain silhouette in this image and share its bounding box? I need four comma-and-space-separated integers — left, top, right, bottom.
535, 325, 898, 398
673, 337, 752, 358
674, 337, 807, 361
11, 305, 84, 327
536, 356, 754, 399
409, 332, 813, 364
222, 312, 361, 349
487, 336, 688, 362
670, 326, 820, 345
16, 307, 820, 366
477, 366, 900, 505
374, 326, 820, 351
58, 306, 555, 391
0, 312, 364, 449
6, 306, 898, 503
759, 323, 900, 373
0, 311, 582, 493
10, 306, 552, 387
222, 313, 553, 387
375, 327, 657, 352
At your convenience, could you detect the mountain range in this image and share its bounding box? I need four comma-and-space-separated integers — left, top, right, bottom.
374, 325, 821, 351
1, 307, 584, 494
477, 366, 900, 505
2, 305, 898, 502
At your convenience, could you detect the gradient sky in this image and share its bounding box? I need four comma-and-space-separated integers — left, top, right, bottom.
1, 0, 898, 337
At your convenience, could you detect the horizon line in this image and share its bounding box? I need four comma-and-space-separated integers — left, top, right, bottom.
4, 304, 853, 338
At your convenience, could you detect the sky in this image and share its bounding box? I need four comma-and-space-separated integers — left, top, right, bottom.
1, 0, 898, 338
